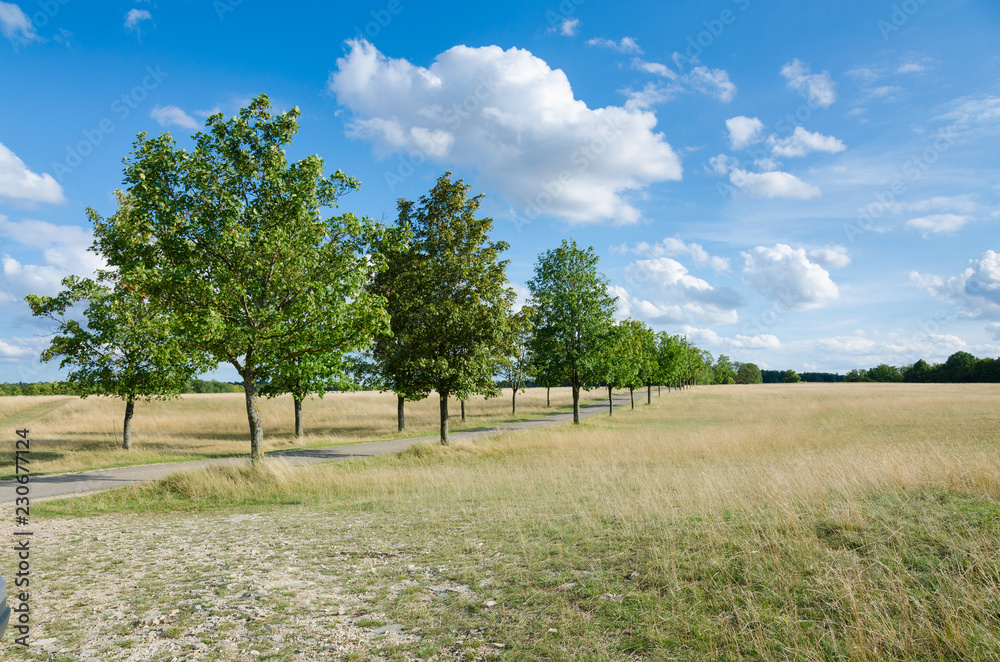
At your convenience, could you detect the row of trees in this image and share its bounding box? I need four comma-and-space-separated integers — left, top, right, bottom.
0, 379, 241, 397
846, 352, 1000, 383
25, 95, 723, 461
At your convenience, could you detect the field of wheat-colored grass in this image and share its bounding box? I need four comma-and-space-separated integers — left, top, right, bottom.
0, 386, 606, 475
42, 382, 1000, 660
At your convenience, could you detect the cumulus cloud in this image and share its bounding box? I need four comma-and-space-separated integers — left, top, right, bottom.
124, 8, 151, 33
816, 335, 877, 355
329, 39, 683, 225
0, 337, 38, 360
0, 216, 103, 299
780, 59, 837, 108
728, 168, 821, 200
0, 142, 65, 205
807, 246, 851, 269
151, 105, 201, 130
768, 126, 846, 157
626, 257, 743, 325
905, 213, 971, 237
616, 237, 730, 272
725, 116, 764, 149
0, 1, 37, 44
587, 36, 642, 54
742, 244, 839, 311
910, 250, 1000, 318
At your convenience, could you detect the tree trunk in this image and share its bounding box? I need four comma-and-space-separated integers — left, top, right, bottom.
439, 391, 450, 445
630, 387, 634, 409
546, 387, 550, 407
243, 370, 264, 465
512, 387, 517, 415
397, 394, 405, 431
607, 385, 613, 416
461, 399, 466, 422
122, 395, 135, 450
571, 376, 580, 424
294, 396, 304, 439
658, 383, 661, 396
648, 382, 652, 405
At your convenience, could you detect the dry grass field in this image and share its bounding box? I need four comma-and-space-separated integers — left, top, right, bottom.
22, 383, 1000, 660
0, 386, 602, 476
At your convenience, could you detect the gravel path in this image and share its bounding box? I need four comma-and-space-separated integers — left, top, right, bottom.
1, 394, 633, 503
1, 510, 507, 660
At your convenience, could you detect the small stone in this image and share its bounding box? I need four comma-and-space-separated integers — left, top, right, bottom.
283, 581, 312, 589
548, 628, 558, 633
372, 624, 403, 636
30, 638, 58, 648
483, 600, 497, 607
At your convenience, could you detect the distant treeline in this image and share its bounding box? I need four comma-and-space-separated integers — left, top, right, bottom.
762, 370, 845, 384
846, 352, 1000, 383
0, 379, 243, 397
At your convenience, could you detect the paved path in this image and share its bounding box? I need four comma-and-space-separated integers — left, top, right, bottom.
3, 393, 637, 502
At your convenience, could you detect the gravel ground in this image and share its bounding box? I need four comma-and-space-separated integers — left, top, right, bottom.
2, 510, 506, 661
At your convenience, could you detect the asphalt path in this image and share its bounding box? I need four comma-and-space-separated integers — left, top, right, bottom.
3, 392, 638, 503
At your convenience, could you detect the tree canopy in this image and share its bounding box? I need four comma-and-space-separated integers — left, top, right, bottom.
91, 95, 391, 463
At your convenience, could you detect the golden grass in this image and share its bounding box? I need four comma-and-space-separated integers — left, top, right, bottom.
38, 383, 1000, 659
0, 386, 604, 475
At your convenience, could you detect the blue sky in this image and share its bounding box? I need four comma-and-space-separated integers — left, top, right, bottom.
1, 0, 999, 382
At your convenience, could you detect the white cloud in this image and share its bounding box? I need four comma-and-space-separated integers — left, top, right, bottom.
0, 337, 37, 359
587, 36, 642, 54
633, 59, 734, 102
0, 1, 37, 43
0, 216, 103, 299
768, 126, 846, 157
987, 322, 1000, 341
897, 62, 926, 74
681, 326, 781, 351
937, 95, 1000, 132
687, 66, 736, 103
556, 18, 579, 37
905, 196, 977, 215
728, 168, 821, 200
742, 244, 840, 311
910, 250, 1000, 317
816, 335, 877, 354
631, 58, 677, 80
725, 116, 764, 149
780, 59, 837, 108
124, 8, 151, 32
620, 237, 730, 272
626, 257, 743, 325
0, 142, 65, 205
328, 39, 683, 225
807, 246, 851, 269
151, 105, 201, 130
905, 213, 971, 237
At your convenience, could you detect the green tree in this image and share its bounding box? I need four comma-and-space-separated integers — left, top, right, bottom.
528, 239, 617, 424
92, 95, 391, 464
502, 306, 534, 415
902, 359, 932, 383
845, 368, 870, 382
26, 274, 208, 449
782, 369, 802, 384
655, 332, 685, 393
592, 322, 629, 416
617, 319, 657, 408
735, 362, 763, 384
259, 353, 354, 439
713, 354, 737, 385
866, 363, 903, 382
390, 173, 516, 444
